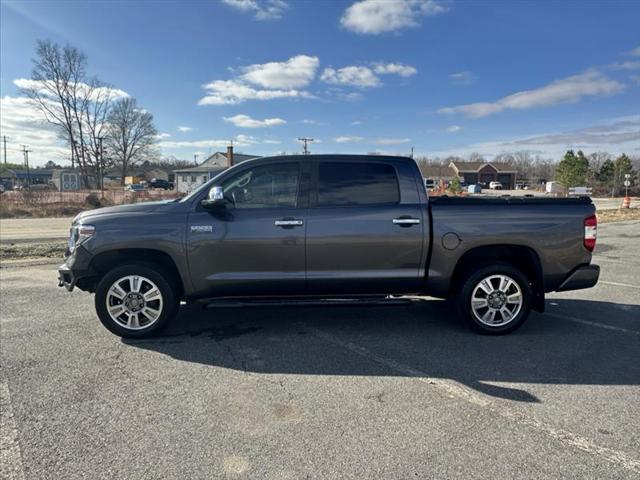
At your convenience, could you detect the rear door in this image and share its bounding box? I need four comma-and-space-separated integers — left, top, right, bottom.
305, 158, 425, 295
187, 160, 309, 297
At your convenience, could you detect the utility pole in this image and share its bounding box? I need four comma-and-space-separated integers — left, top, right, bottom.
410, 146, 414, 159
22, 145, 31, 188
194, 153, 199, 165
97, 136, 105, 198
297, 137, 314, 155
2, 136, 7, 165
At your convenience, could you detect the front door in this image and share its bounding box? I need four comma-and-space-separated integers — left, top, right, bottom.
187, 161, 307, 297
305, 159, 425, 295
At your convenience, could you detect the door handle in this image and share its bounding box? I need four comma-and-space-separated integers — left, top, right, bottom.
392, 217, 420, 226
275, 219, 304, 227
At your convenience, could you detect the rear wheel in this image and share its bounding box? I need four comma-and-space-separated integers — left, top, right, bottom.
95, 263, 178, 338
456, 263, 532, 334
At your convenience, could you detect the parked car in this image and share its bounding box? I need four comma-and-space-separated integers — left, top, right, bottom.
424, 178, 436, 191
59, 155, 599, 338
124, 183, 147, 192
489, 181, 503, 190
148, 178, 174, 190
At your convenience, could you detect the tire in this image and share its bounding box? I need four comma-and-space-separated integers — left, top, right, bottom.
94, 263, 179, 338
456, 263, 532, 335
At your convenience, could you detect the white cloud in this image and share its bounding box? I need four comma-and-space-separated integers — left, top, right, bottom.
439, 70, 624, 118
177, 126, 193, 132
321, 61, 417, 88
321, 66, 381, 88
13, 78, 129, 101
0, 95, 68, 165
448, 71, 476, 85
221, 0, 289, 21
159, 134, 260, 150
199, 80, 312, 105
610, 60, 640, 71
155, 132, 171, 139
325, 88, 364, 102
373, 137, 410, 145
430, 117, 640, 159
223, 114, 286, 128
341, 0, 446, 35
199, 55, 318, 105
446, 125, 461, 133
350, 120, 362, 125
333, 136, 365, 143
302, 119, 328, 125
263, 139, 281, 144
627, 46, 640, 57
372, 62, 417, 77
240, 55, 319, 89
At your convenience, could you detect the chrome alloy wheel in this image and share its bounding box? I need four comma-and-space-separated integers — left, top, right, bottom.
470, 274, 523, 327
105, 275, 163, 330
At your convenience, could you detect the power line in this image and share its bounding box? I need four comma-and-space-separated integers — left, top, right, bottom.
297, 137, 314, 155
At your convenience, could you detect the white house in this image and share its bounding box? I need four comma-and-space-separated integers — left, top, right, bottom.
174, 146, 260, 193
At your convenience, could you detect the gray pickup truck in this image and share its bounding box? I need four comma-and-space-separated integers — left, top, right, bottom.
58, 155, 599, 338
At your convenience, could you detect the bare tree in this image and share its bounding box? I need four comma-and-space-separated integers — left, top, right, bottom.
105, 98, 158, 184
20, 40, 119, 187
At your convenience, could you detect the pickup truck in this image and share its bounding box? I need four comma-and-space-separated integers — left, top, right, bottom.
58, 155, 600, 338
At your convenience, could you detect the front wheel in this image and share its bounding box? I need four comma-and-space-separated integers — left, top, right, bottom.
94, 263, 178, 338
456, 264, 532, 334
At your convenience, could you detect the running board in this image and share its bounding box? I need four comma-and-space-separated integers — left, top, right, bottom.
201, 296, 415, 309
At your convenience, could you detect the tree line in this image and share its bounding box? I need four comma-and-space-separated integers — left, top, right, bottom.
20, 40, 158, 187
416, 150, 639, 196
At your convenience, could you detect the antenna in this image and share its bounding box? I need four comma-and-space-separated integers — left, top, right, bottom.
297, 137, 314, 155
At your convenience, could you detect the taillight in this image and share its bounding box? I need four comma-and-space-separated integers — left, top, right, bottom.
584, 215, 597, 252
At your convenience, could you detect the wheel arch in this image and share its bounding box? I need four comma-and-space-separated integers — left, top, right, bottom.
449, 244, 545, 312
85, 248, 185, 299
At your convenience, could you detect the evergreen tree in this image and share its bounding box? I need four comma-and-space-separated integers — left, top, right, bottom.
555, 150, 589, 188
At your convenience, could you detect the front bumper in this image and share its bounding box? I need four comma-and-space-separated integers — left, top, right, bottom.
556, 264, 600, 292
57, 246, 95, 292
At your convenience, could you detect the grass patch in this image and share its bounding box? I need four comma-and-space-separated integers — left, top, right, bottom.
597, 208, 640, 223
0, 241, 66, 260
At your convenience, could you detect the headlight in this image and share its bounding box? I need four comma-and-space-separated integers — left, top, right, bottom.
68, 224, 95, 252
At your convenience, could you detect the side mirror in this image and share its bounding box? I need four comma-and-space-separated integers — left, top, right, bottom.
201, 186, 226, 209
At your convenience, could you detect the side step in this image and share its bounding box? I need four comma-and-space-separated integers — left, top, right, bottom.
201, 296, 415, 309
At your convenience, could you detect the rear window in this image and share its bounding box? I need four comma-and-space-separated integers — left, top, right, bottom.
317, 162, 400, 206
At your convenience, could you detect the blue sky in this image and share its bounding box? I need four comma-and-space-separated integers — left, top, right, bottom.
1, 0, 639, 166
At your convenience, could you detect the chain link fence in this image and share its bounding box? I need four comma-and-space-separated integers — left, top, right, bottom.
1, 189, 183, 205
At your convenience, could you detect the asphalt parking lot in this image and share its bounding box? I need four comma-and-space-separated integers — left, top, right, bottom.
1, 221, 639, 479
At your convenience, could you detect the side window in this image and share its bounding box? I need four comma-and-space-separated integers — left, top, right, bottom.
221, 163, 300, 209
317, 162, 400, 206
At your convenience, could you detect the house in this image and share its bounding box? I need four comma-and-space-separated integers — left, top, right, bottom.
448, 161, 517, 189
173, 146, 260, 193
0, 169, 54, 189
419, 164, 457, 182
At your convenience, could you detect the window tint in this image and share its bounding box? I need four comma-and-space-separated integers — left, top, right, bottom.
317, 162, 399, 206
221, 163, 300, 209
